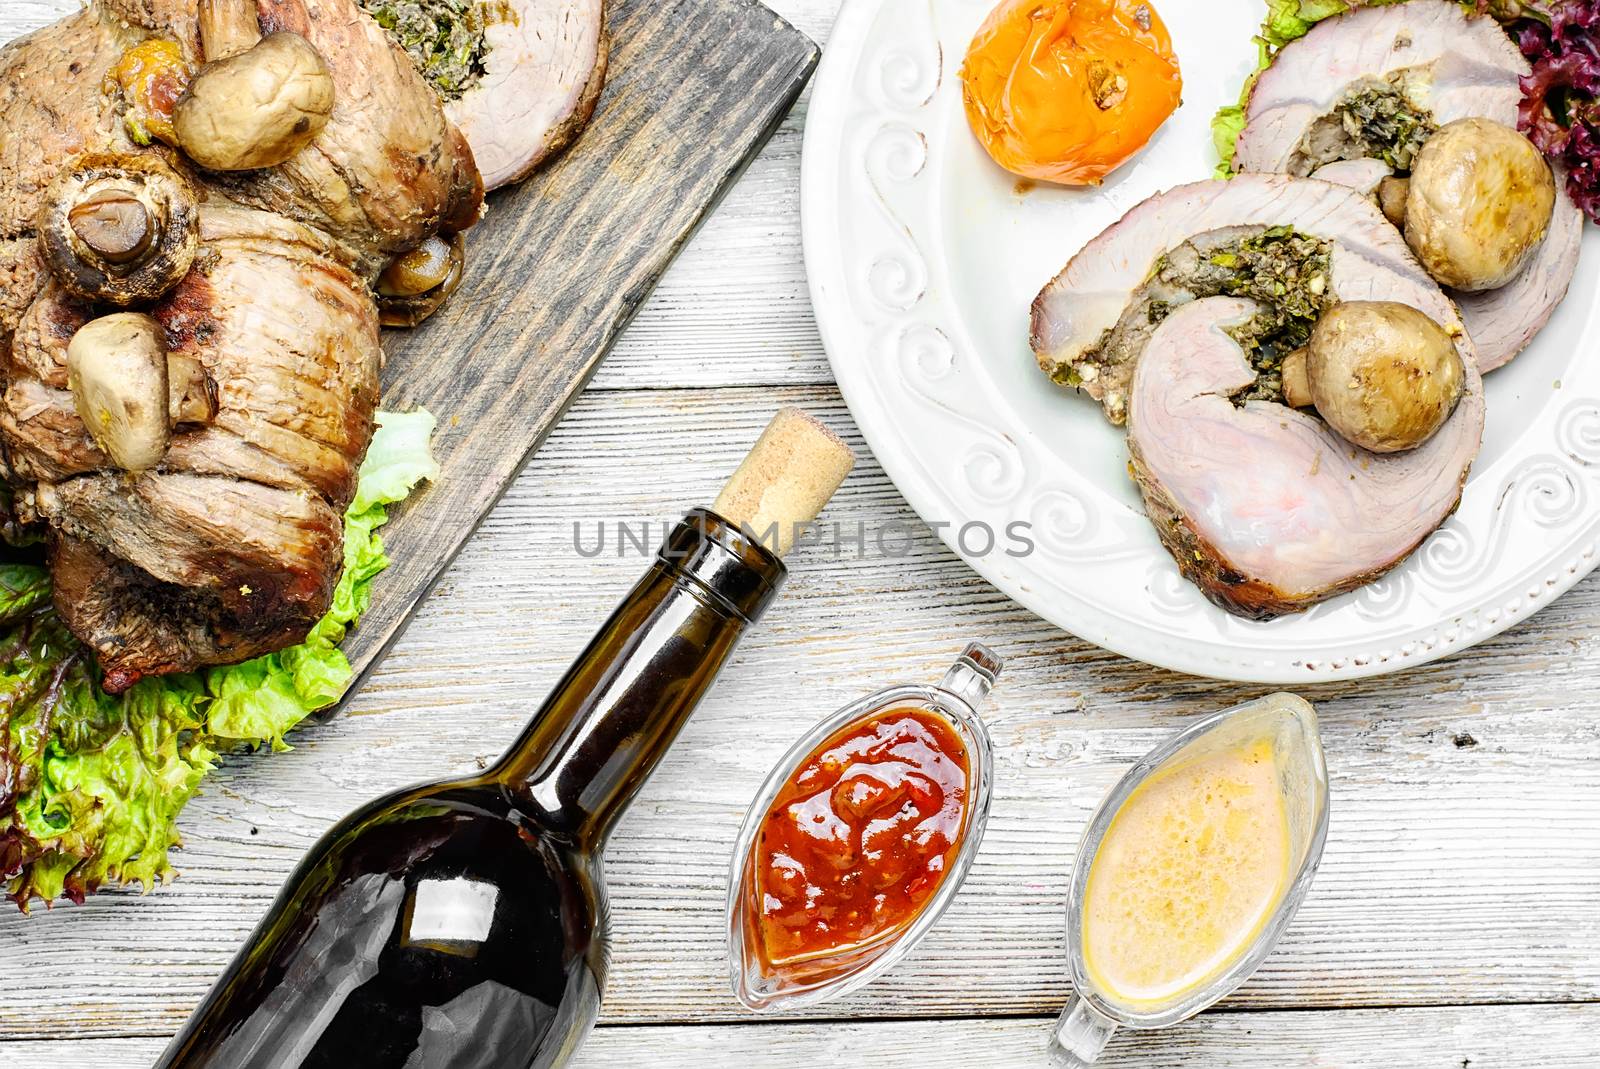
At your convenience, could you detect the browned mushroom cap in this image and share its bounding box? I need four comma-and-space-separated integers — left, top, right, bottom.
1404, 119, 1556, 292
376, 233, 466, 328
37, 154, 199, 306
1303, 301, 1465, 454
67, 313, 172, 472
174, 32, 335, 172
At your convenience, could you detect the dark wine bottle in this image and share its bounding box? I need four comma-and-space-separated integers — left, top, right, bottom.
154, 411, 854, 1069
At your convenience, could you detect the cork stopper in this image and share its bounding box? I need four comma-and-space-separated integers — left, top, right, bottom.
713, 408, 855, 557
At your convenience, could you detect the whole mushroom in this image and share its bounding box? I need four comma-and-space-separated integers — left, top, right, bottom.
65, 315, 218, 473
376, 234, 466, 327
37, 154, 199, 306
1282, 301, 1465, 454
1404, 117, 1555, 292
173, 32, 335, 172
67, 314, 173, 472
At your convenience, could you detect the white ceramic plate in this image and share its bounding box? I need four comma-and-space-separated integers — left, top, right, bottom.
802, 0, 1600, 683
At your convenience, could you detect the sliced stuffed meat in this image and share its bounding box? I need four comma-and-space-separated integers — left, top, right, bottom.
360, 0, 609, 191
1232, 0, 1581, 372
1129, 295, 1482, 619
1031, 173, 1484, 617
1030, 174, 1464, 426
1236, 0, 1525, 174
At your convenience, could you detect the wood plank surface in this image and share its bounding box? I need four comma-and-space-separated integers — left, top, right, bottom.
6, 1003, 1600, 1068
345, 0, 819, 684
1, 387, 1597, 1039
3, 2, 1599, 1066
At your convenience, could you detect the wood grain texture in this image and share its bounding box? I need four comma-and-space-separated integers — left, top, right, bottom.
1, 387, 1597, 1040
345, 0, 819, 685
3, 2, 1599, 1065
6, 1003, 1600, 1068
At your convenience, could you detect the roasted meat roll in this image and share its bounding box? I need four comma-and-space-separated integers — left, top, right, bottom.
0, 0, 482, 690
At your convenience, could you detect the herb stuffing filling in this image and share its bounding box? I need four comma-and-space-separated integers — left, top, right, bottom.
1058, 226, 1333, 420
1154, 226, 1333, 403
1292, 75, 1439, 174
359, 0, 492, 101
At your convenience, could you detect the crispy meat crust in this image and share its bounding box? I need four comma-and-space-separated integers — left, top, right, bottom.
0, 0, 476, 689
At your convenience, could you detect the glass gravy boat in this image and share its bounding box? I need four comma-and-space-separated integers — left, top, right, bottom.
1052, 693, 1330, 1065
727, 642, 1001, 1011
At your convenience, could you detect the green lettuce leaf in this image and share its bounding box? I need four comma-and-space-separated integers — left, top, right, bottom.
205, 410, 440, 750
1211, 101, 1252, 178
350, 409, 442, 516
0, 563, 50, 624
2, 410, 438, 909
1264, 0, 1355, 44
4, 633, 214, 905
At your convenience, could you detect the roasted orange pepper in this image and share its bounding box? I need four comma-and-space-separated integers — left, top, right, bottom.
107, 39, 193, 148
960, 0, 1182, 186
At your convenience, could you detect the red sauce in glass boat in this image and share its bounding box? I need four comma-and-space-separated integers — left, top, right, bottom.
753, 707, 971, 967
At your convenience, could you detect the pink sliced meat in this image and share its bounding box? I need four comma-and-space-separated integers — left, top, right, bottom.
1233, 0, 1581, 372
1030, 174, 1470, 424
1129, 296, 1483, 618
445, 0, 608, 191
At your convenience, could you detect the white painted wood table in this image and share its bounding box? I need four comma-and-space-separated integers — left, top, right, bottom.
3, 2, 1599, 1066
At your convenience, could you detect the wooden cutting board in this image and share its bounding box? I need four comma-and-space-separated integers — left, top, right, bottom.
342, 0, 819, 688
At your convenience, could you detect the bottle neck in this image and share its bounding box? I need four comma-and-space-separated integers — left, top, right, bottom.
489, 509, 785, 849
